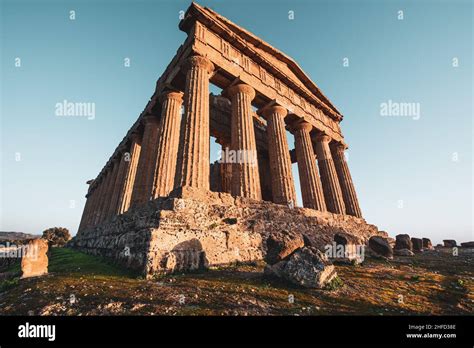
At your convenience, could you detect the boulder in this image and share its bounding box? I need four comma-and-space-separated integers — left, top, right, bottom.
264, 231, 304, 265
460, 241, 474, 248
443, 240, 457, 248
331, 233, 364, 264
265, 247, 337, 288
422, 238, 433, 250
394, 248, 414, 256
411, 238, 423, 252
394, 234, 412, 251
21, 238, 49, 278
368, 236, 393, 259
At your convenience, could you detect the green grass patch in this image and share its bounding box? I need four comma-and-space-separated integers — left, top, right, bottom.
48, 248, 138, 278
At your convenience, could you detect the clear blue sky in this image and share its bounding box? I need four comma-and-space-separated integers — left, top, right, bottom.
1, 0, 472, 244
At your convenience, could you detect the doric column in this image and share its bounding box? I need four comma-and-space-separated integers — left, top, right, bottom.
314, 134, 346, 214
227, 84, 261, 199
99, 161, 118, 222
88, 182, 102, 227
119, 133, 141, 213
331, 143, 362, 218
293, 122, 326, 211
264, 105, 296, 205
219, 141, 232, 194
153, 91, 184, 197
108, 150, 129, 218
176, 55, 214, 190
85, 185, 98, 227
78, 186, 93, 232
131, 114, 160, 206
94, 170, 111, 224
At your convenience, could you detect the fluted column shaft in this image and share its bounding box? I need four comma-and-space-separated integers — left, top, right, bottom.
314, 135, 346, 214
294, 122, 326, 211
89, 182, 102, 227
131, 115, 160, 205
228, 84, 261, 199
153, 91, 184, 197
95, 170, 112, 224
108, 151, 129, 218
119, 134, 141, 213
176, 55, 214, 190
99, 161, 119, 222
220, 141, 232, 194
264, 105, 296, 205
78, 190, 92, 231
331, 143, 362, 217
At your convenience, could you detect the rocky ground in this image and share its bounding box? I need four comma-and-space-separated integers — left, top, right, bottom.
0, 247, 472, 316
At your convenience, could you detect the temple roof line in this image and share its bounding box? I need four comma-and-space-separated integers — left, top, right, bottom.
183, 2, 342, 118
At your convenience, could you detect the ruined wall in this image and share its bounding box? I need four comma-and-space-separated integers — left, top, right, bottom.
70, 190, 385, 278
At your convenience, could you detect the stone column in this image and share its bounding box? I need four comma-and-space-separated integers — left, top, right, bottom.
108, 150, 129, 218
314, 134, 346, 214
153, 91, 184, 197
119, 133, 141, 213
176, 55, 214, 190
227, 84, 261, 199
331, 143, 362, 218
131, 114, 160, 205
293, 122, 326, 211
78, 190, 92, 232
99, 161, 119, 222
88, 182, 101, 227
94, 171, 110, 224
219, 141, 232, 194
264, 105, 296, 205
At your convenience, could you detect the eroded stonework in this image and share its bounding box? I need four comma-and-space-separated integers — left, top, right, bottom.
71, 189, 385, 277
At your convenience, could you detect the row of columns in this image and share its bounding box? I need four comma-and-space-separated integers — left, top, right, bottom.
79, 53, 362, 232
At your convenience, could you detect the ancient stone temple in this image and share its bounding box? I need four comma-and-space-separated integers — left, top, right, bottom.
71, 2, 383, 276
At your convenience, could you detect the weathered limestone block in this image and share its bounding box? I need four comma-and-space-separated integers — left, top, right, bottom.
266, 246, 337, 288
422, 238, 433, 250
368, 236, 393, 259
264, 231, 304, 265
443, 239, 457, 248
411, 237, 423, 252
461, 241, 474, 248
395, 234, 413, 251
21, 239, 49, 278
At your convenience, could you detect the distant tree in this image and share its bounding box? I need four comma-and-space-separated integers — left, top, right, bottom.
42, 227, 71, 247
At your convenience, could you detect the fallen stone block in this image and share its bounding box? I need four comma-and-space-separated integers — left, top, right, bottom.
21, 239, 48, 279
368, 236, 393, 259
443, 240, 457, 248
266, 246, 337, 288
394, 234, 412, 251
422, 238, 433, 250
411, 238, 423, 252
264, 231, 304, 265
460, 241, 474, 248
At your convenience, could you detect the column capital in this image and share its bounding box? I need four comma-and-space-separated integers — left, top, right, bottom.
330, 141, 348, 153
142, 114, 159, 125
294, 121, 313, 132
184, 55, 214, 74
315, 133, 332, 143
159, 90, 184, 103
226, 83, 255, 100
262, 104, 287, 118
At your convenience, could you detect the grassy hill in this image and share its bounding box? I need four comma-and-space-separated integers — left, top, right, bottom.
0, 247, 472, 315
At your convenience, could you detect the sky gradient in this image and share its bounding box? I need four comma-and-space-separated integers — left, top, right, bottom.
1, 0, 472, 244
